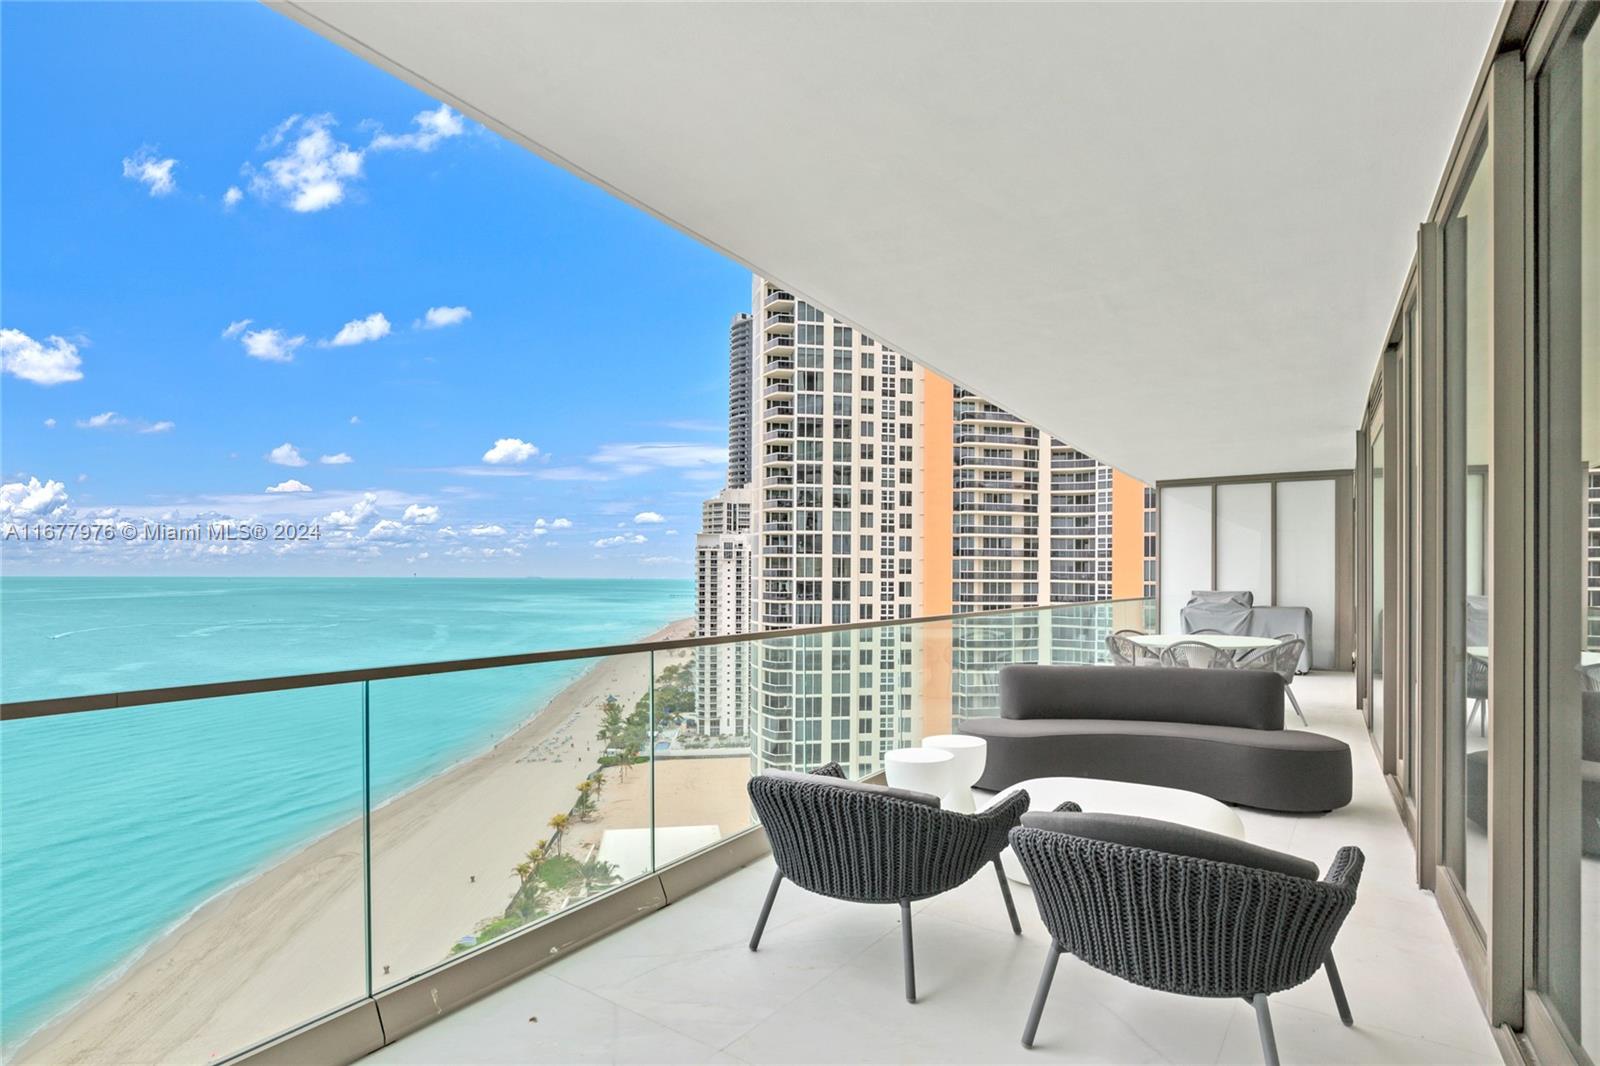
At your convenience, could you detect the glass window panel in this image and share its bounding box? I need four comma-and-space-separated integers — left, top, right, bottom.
1371, 424, 1385, 747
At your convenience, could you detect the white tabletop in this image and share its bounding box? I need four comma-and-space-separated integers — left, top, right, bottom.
988, 775, 1246, 884
1128, 633, 1279, 651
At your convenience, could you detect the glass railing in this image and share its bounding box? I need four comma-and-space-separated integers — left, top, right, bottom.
0, 597, 1151, 1065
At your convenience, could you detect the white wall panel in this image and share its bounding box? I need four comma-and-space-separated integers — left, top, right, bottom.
1275, 478, 1338, 668
1216, 482, 1274, 605
1158, 485, 1213, 634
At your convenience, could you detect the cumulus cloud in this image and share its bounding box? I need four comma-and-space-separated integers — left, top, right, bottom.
369, 104, 465, 153
323, 492, 378, 528
1, 329, 84, 386
121, 148, 178, 196
420, 305, 471, 329
266, 442, 307, 467
246, 114, 364, 213
633, 511, 665, 524
468, 523, 507, 537
322, 312, 391, 348
590, 442, 726, 477
532, 517, 573, 532
43, 418, 56, 428
320, 452, 354, 465
221, 318, 252, 339
482, 438, 538, 465
365, 518, 408, 541
223, 185, 244, 209
593, 533, 647, 548
0, 477, 69, 519
403, 504, 439, 524
240, 327, 305, 363
266, 478, 313, 493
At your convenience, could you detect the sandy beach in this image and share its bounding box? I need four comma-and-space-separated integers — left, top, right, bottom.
15, 619, 696, 1066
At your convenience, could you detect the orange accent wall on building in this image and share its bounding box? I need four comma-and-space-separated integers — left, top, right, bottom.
1110, 469, 1148, 601
919, 372, 955, 735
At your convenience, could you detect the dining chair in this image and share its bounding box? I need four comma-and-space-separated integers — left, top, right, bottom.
1466, 654, 1488, 737
1106, 629, 1158, 667
1239, 636, 1308, 725
1160, 640, 1235, 670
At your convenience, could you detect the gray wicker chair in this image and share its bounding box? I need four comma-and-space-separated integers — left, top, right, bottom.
1011, 805, 1363, 1065
1160, 639, 1236, 670
1240, 636, 1309, 725
747, 761, 1030, 1002
1106, 629, 1158, 667
1466, 653, 1488, 736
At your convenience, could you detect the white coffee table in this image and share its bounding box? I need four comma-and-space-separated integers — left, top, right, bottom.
884, 747, 954, 800
987, 776, 1246, 884
922, 734, 986, 813
1127, 633, 1280, 653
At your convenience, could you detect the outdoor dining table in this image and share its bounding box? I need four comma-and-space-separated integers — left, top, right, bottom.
1127, 633, 1281, 653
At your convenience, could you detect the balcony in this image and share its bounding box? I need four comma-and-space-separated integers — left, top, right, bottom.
763, 312, 795, 332
762, 335, 795, 354
762, 428, 793, 442
954, 429, 1036, 447
763, 356, 794, 374
762, 290, 795, 310
762, 381, 794, 397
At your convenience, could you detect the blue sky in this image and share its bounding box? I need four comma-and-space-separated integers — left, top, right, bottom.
1, 1, 748, 578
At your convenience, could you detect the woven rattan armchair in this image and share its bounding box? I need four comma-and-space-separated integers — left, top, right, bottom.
1160, 639, 1236, 670
747, 761, 1030, 1002
1239, 636, 1309, 725
1011, 805, 1363, 1065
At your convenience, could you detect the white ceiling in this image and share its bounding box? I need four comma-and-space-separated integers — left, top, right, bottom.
278, 1, 1502, 482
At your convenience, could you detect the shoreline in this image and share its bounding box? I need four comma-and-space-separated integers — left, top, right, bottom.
12, 617, 696, 1066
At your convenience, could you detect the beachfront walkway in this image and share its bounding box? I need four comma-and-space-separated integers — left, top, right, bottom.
360, 673, 1500, 1065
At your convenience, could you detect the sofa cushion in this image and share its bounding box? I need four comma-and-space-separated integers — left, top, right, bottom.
1020, 809, 1318, 880
763, 769, 940, 808
999, 664, 1284, 730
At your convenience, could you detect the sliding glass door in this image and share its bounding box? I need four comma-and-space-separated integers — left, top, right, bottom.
1533, 4, 1598, 1057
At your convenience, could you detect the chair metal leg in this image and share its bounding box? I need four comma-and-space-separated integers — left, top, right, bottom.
994, 857, 1021, 934
1325, 951, 1353, 1025
1286, 687, 1307, 726
900, 899, 917, 1003
1252, 995, 1280, 1066
748, 870, 783, 951
1021, 941, 1062, 1048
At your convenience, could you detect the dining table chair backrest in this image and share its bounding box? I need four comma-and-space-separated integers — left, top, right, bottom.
1160, 640, 1236, 670
1106, 629, 1142, 666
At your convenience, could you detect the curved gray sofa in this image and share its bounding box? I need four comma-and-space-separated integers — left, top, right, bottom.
959, 665, 1352, 813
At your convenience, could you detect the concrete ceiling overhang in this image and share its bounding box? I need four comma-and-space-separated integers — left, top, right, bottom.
276, 1, 1502, 482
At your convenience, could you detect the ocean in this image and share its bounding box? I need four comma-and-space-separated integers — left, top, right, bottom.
0, 577, 693, 1054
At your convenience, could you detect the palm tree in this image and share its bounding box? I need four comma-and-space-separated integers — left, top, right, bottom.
587, 769, 606, 800
573, 783, 597, 822
547, 812, 570, 852
578, 857, 622, 896
513, 860, 534, 886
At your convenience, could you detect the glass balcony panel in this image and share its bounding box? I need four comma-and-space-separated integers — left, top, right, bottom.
367, 652, 652, 992
0, 686, 365, 1065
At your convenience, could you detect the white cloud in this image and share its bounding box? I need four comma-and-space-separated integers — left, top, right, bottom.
323, 491, 378, 528
633, 511, 665, 524
221, 318, 252, 339
0, 477, 69, 519
43, 418, 56, 428
0, 329, 84, 386
403, 504, 439, 524
665, 529, 678, 536
223, 185, 244, 209
550, 517, 572, 529
531, 527, 548, 537
323, 312, 391, 348
593, 533, 647, 548
141, 420, 175, 434
349, 415, 361, 425
121, 148, 178, 196
468, 523, 506, 537
246, 114, 364, 213
320, 452, 354, 465
73, 411, 169, 433
482, 438, 538, 465
240, 328, 305, 363
266, 442, 307, 467
365, 518, 408, 541
369, 104, 465, 153
532, 517, 574, 533
266, 478, 313, 493
590, 442, 726, 476
78, 411, 120, 429
420, 305, 471, 329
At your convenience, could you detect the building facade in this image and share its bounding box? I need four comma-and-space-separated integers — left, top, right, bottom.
693, 486, 757, 737
726, 312, 753, 489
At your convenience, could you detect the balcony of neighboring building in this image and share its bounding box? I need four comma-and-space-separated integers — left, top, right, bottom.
761, 289, 795, 311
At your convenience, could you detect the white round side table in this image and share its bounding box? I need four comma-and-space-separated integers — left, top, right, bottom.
883, 747, 955, 802
922, 734, 987, 812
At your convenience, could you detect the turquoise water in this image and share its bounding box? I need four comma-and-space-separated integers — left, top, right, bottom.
0, 577, 691, 1053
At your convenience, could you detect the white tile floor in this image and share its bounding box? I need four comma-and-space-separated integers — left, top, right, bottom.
363, 673, 1501, 1065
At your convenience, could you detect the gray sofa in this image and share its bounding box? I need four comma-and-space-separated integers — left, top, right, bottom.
959, 665, 1352, 813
